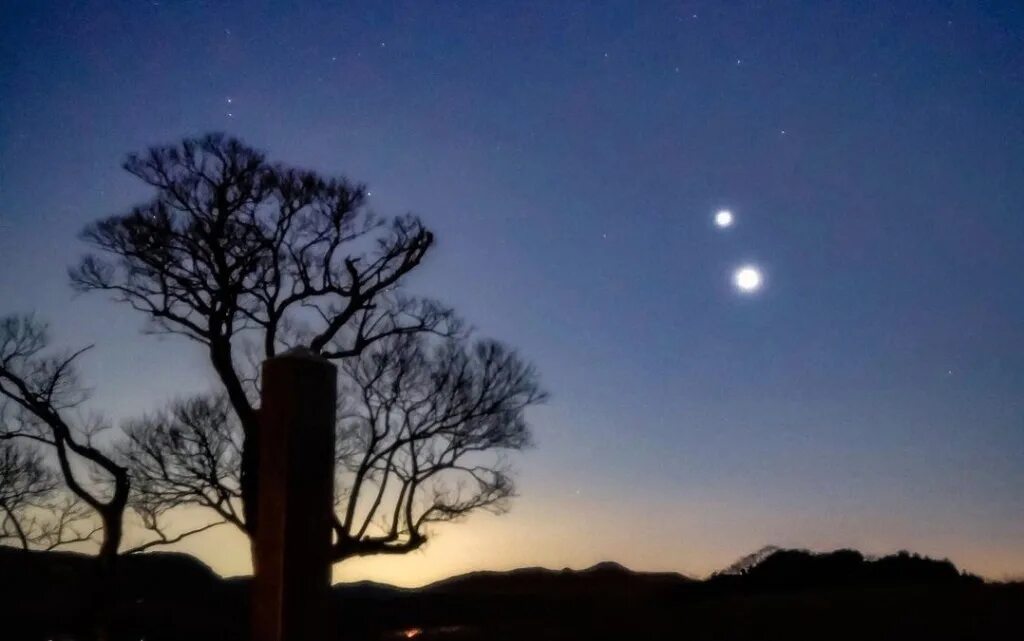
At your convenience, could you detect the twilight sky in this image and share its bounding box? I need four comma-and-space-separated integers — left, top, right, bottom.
2, 1, 1023, 585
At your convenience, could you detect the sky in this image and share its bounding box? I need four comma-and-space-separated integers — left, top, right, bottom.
1, 1, 1023, 585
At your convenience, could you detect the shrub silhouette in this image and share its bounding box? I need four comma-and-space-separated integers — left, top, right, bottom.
710, 547, 979, 591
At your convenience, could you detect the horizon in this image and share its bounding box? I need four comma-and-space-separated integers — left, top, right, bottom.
2, 1, 1024, 589
3, 542, 995, 588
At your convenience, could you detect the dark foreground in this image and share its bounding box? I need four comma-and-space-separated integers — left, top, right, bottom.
1, 546, 1020, 641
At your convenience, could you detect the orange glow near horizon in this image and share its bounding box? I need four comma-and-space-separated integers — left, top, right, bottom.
140, 494, 1024, 588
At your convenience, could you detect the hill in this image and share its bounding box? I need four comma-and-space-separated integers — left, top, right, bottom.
0, 545, 1019, 640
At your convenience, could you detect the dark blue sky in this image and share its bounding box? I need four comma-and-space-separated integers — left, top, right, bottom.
2, 1, 1023, 582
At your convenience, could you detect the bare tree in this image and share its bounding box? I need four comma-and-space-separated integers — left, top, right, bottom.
0, 440, 99, 551
121, 394, 245, 534
0, 315, 222, 560
70, 133, 544, 562
123, 329, 545, 561
0, 440, 55, 549
0, 315, 129, 563
333, 332, 544, 558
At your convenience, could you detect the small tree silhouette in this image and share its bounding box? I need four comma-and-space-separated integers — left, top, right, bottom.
1, 440, 54, 548
0, 315, 129, 563
0, 315, 226, 558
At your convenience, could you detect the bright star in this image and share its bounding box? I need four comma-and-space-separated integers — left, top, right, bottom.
733, 266, 763, 293
714, 210, 734, 228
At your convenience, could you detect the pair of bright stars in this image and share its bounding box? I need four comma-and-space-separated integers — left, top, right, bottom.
714, 209, 763, 294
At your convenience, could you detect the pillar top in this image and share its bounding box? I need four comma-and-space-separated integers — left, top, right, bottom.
270, 346, 333, 364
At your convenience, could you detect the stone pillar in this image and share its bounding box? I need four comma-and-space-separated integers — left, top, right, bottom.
252, 348, 336, 641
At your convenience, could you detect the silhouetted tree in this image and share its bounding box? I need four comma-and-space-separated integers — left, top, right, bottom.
123, 329, 545, 560
0, 440, 49, 549
0, 439, 99, 551
0, 315, 129, 563
71, 134, 456, 546
708, 547, 980, 592
0, 315, 223, 558
717, 545, 782, 576
0, 440, 53, 548
332, 332, 543, 558
122, 394, 245, 533
73, 133, 544, 563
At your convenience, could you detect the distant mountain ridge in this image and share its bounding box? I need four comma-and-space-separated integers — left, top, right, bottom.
0, 545, 1015, 641
421, 559, 693, 597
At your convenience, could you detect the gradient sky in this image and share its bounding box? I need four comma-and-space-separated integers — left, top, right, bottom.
2, 1, 1024, 585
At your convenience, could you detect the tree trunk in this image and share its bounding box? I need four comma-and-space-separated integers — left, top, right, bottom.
209, 341, 261, 544
92, 511, 123, 641
241, 433, 260, 568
